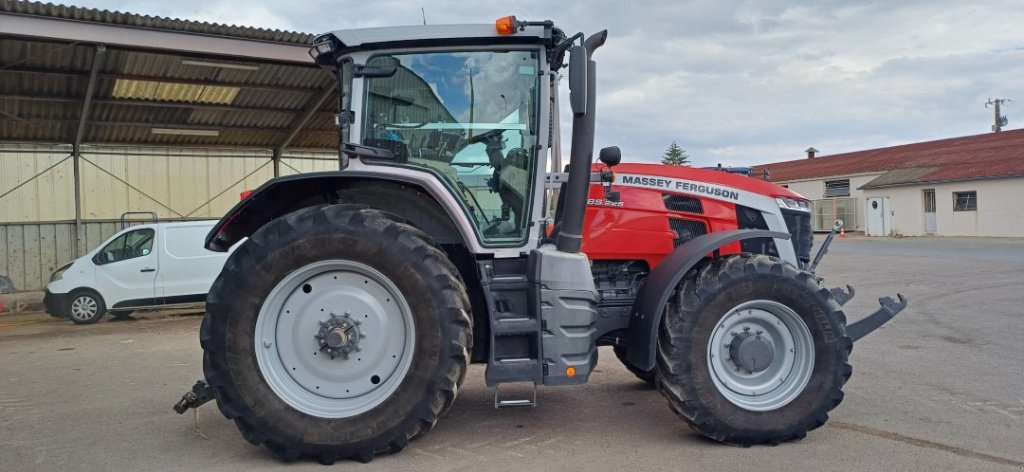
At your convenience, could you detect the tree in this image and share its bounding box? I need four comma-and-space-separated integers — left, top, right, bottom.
661, 141, 690, 166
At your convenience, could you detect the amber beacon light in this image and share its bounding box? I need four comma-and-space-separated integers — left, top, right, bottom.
495, 16, 518, 35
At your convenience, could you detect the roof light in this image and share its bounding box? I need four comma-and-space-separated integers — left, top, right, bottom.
181, 59, 259, 71
309, 38, 335, 59
112, 79, 239, 105
151, 128, 220, 137
495, 16, 518, 35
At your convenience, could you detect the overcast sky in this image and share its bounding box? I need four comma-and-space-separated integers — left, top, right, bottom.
65, 0, 1024, 167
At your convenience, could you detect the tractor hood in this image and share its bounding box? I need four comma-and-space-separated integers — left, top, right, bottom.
600, 163, 809, 201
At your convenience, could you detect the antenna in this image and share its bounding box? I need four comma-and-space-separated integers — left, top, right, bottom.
421, 7, 427, 25
985, 98, 1012, 132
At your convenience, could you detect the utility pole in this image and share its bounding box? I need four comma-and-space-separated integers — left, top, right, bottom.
985, 98, 1011, 132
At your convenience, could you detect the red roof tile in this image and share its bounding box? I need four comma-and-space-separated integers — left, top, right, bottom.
752, 129, 1024, 188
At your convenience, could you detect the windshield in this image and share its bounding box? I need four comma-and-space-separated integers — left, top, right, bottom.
361, 50, 541, 245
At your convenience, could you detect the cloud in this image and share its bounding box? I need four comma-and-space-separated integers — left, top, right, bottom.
58, 0, 1024, 166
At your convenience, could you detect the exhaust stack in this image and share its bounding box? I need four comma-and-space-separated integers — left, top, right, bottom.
556, 30, 607, 253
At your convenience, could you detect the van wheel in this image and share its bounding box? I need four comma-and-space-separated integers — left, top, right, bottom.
68, 290, 106, 324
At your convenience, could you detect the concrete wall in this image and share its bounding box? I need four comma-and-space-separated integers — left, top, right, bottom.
863, 177, 1024, 237
1, 144, 338, 291
779, 173, 884, 231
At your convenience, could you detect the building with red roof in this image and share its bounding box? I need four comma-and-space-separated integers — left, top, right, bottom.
752, 129, 1024, 237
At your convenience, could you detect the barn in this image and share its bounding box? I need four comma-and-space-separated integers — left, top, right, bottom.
1, 1, 339, 293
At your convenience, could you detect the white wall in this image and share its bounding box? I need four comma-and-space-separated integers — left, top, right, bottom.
863, 178, 1024, 237
779, 173, 885, 231
1, 144, 338, 223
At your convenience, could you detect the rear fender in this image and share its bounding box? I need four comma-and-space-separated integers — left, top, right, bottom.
205, 171, 469, 251
624, 229, 791, 371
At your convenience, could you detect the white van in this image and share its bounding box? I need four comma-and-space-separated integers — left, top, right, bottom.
44, 220, 233, 324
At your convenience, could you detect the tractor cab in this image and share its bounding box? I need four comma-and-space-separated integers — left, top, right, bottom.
308, 19, 568, 249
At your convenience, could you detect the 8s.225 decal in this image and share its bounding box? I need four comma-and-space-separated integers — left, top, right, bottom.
587, 198, 624, 207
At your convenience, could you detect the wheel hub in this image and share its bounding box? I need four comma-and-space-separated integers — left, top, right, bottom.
729, 332, 774, 373
706, 301, 815, 411
315, 313, 364, 359
254, 260, 415, 418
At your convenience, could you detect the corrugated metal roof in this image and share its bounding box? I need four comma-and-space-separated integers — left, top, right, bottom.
752, 129, 1024, 188
0, 0, 315, 45
0, 3, 336, 151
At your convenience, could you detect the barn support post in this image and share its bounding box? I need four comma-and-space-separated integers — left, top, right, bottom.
71, 44, 107, 256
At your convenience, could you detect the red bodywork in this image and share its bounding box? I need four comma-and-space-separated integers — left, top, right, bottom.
581, 163, 806, 269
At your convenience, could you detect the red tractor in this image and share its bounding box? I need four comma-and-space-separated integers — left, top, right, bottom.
175, 17, 906, 463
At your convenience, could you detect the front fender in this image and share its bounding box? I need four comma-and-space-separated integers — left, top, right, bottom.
205, 171, 469, 252
624, 229, 791, 371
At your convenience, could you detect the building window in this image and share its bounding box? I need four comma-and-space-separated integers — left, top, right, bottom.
824, 179, 850, 197
953, 191, 977, 211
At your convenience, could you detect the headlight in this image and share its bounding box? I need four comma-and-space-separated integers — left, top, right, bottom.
776, 197, 811, 212
50, 262, 72, 282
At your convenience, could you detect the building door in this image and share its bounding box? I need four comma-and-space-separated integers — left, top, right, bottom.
923, 189, 937, 234
866, 197, 891, 236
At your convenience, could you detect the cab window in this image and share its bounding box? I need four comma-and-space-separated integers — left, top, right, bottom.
361, 50, 541, 246
95, 228, 155, 265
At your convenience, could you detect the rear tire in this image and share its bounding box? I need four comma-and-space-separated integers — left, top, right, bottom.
656, 254, 852, 445
201, 205, 471, 463
613, 346, 656, 386
67, 290, 105, 324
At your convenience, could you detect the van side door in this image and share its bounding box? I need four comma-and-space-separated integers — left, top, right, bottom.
92, 228, 158, 308
157, 223, 224, 304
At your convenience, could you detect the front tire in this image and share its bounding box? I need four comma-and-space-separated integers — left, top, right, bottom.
201, 205, 471, 463
613, 346, 656, 386
656, 254, 852, 445
67, 290, 105, 324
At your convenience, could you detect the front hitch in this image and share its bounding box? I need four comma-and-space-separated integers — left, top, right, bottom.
846, 294, 908, 342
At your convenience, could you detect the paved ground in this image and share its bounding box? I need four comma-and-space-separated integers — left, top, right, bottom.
1, 237, 1022, 471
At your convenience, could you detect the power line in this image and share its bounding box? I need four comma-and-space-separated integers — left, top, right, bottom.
985, 98, 1012, 132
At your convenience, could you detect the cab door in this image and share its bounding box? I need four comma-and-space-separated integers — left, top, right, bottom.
92, 227, 158, 308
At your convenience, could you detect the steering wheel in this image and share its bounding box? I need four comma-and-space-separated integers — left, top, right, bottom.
466, 128, 505, 145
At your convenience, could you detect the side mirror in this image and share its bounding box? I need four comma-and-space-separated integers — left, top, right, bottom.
599, 146, 621, 167
568, 45, 587, 115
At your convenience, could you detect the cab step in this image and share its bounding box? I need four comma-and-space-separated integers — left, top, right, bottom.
494, 382, 537, 408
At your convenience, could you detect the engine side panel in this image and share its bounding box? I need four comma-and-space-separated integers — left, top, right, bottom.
582, 181, 745, 267
581, 163, 805, 268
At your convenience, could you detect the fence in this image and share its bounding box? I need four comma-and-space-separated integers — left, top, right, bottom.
812, 197, 858, 232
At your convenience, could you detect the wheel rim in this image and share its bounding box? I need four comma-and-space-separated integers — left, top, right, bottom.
70, 295, 98, 321
255, 260, 415, 418
706, 300, 815, 411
